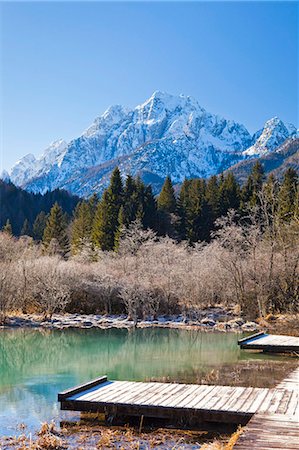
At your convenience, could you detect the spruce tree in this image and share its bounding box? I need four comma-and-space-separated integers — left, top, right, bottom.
43, 202, 69, 255
71, 201, 93, 253
219, 173, 240, 215
188, 179, 210, 242
142, 185, 157, 230
33, 211, 47, 241
205, 175, 220, 228
3, 219, 12, 235
177, 179, 191, 240
92, 167, 123, 250
88, 193, 98, 218
157, 176, 177, 236
157, 176, 176, 213
278, 168, 298, 221
114, 205, 125, 251
121, 175, 139, 226
242, 161, 265, 207
21, 218, 31, 236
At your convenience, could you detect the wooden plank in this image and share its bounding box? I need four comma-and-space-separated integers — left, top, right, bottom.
238, 332, 265, 344
74, 381, 131, 402
239, 333, 299, 353
58, 365, 299, 443
58, 376, 107, 401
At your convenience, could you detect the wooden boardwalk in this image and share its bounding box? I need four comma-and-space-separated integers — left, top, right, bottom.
238, 332, 299, 353
234, 367, 299, 450
58, 375, 298, 425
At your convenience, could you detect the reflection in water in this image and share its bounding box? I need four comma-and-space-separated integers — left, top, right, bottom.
0, 328, 296, 435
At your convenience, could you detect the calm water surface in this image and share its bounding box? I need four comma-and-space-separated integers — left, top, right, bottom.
0, 327, 296, 436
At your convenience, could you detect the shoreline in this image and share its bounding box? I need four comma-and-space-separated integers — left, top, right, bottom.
1, 310, 260, 333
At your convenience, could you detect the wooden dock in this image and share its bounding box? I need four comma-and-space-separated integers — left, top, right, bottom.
58, 375, 298, 426
234, 367, 299, 450
238, 332, 299, 353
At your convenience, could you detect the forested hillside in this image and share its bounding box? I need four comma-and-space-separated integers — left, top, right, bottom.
1, 163, 298, 251
0, 180, 79, 236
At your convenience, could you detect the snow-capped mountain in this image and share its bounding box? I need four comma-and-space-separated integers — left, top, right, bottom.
243, 117, 297, 157
10, 139, 67, 187
7, 92, 298, 197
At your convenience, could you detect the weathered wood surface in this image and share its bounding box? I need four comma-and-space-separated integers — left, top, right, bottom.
58, 376, 108, 401
277, 367, 299, 391
238, 333, 299, 353
235, 414, 299, 450
235, 367, 299, 450
58, 375, 298, 425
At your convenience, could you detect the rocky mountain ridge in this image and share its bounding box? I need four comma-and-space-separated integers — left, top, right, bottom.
6, 91, 298, 197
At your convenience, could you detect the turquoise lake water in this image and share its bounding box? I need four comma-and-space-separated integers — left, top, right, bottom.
0, 327, 295, 436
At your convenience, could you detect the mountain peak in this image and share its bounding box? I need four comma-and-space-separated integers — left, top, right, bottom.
243, 116, 296, 157
8, 92, 296, 197
0, 169, 10, 181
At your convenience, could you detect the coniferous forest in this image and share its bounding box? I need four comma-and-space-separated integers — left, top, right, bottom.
0, 164, 298, 322
1, 163, 298, 251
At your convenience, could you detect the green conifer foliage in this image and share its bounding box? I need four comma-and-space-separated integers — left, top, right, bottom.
71, 201, 93, 253
88, 193, 98, 218
278, 168, 298, 221
188, 179, 210, 242
43, 202, 69, 254
219, 173, 240, 215
157, 176, 176, 213
114, 205, 125, 251
142, 185, 158, 230
242, 161, 265, 207
33, 211, 48, 241
21, 218, 31, 236
122, 175, 139, 226
205, 175, 220, 220
177, 179, 191, 240
92, 168, 123, 250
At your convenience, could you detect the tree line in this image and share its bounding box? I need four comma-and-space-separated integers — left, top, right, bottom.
0, 180, 79, 236
1, 163, 298, 257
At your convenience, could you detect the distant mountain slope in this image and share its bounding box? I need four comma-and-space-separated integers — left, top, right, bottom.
226, 137, 299, 184
8, 91, 298, 197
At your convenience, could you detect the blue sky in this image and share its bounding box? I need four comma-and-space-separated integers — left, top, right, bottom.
1, 1, 298, 171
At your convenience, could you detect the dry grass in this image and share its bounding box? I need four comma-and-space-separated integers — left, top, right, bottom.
1, 421, 237, 450
1, 422, 67, 449
201, 427, 243, 450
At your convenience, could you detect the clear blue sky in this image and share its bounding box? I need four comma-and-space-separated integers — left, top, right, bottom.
1, 1, 298, 171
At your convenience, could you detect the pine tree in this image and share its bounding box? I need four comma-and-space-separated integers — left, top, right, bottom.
3, 219, 12, 235
156, 176, 177, 236
188, 179, 210, 242
71, 201, 93, 253
142, 185, 157, 230
177, 179, 191, 240
205, 175, 220, 231
88, 193, 98, 218
219, 173, 240, 215
114, 205, 125, 251
157, 176, 176, 213
92, 167, 123, 250
43, 202, 69, 255
278, 168, 298, 221
242, 161, 265, 207
21, 218, 31, 236
33, 211, 47, 241
121, 175, 139, 226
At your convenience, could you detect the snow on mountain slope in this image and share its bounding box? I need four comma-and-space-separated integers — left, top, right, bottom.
10, 139, 67, 187
227, 137, 299, 184
243, 117, 297, 157
9, 92, 297, 197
